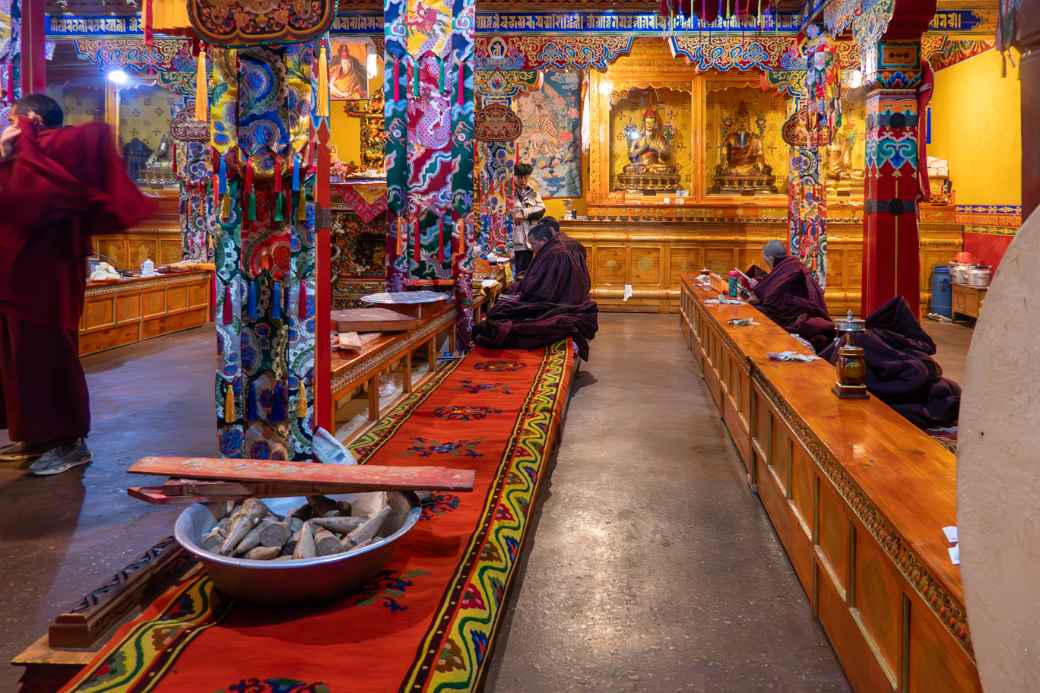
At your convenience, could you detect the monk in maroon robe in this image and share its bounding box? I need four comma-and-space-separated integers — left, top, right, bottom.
0, 95, 156, 474
819, 297, 960, 430
474, 219, 598, 359
747, 241, 835, 352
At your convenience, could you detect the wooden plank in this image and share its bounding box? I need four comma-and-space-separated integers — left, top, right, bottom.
129, 456, 476, 492
331, 308, 417, 333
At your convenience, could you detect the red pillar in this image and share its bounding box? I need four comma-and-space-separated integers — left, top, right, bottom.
19, 0, 45, 95
1018, 1, 1040, 220
860, 1, 936, 317
314, 120, 332, 432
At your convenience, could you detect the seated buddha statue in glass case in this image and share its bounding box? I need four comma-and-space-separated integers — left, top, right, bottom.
618, 106, 681, 193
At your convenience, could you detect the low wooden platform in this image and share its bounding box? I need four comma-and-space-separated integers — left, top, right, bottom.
680, 273, 979, 692
330, 293, 487, 439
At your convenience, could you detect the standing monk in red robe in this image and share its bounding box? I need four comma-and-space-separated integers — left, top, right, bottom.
0, 95, 156, 474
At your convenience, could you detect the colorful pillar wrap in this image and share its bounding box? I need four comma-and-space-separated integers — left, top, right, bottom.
787, 25, 839, 290
0, 0, 21, 104
211, 44, 319, 460
177, 139, 216, 261
384, 0, 476, 343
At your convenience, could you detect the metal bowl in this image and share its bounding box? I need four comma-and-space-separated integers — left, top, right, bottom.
174, 492, 421, 605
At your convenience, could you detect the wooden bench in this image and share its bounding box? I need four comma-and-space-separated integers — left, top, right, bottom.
680, 273, 979, 693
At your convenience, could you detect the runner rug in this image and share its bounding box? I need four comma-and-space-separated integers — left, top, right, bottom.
61, 340, 575, 693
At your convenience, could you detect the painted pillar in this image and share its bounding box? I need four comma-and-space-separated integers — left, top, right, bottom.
790, 26, 840, 289
473, 70, 541, 262
18, 0, 42, 95
860, 40, 926, 315
855, 0, 936, 316
384, 0, 476, 346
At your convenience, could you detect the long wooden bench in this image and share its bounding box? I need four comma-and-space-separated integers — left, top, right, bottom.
679, 273, 980, 693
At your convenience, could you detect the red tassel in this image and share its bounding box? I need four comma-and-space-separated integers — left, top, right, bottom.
393, 58, 401, 102
298, 283, 308, 319
273, 156, 282, 193
437, 219, 444, 262
212, 173, 220, 207
171, 140, 177, 175
222, 284, 232, 324
457, 61, 465, 106
244, 158, 254, 194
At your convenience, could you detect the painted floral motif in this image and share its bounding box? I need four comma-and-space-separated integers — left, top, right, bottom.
421, 493, 461, 520
407, 437, 483, 458
222, 678, 330, 693
460, 379, 513, 395
479, 542, 502, 563
474, 359, 526, 373
433, 405, 504, 421
353, 569, 430, 613
435, 636, 466, 673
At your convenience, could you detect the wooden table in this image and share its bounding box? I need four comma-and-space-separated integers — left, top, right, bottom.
80, 270, 212, 356
680, 273, 979, 693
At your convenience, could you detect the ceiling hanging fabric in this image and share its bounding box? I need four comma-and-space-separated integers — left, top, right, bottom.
657, 0, 775, 25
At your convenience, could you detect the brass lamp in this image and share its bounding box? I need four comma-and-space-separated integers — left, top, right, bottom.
831, 310, 869, 400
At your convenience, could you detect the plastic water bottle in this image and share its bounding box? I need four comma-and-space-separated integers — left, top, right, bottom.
727, 270, 740, 298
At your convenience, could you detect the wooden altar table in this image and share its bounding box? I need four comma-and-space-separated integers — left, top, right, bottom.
563, 214, 962, 316
80, 270, 213, 356
679, 273, 979, 693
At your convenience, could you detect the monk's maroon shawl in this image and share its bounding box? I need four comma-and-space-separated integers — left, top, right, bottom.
0, 119, 156, 330
506, 234, 591, 305
751, 256, 835, 352
476, 234, 598, 359
820, 297, 960, 429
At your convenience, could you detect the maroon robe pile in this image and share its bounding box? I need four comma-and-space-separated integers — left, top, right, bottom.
820, 297, 960, 430
749, 255, 835, 352
474, 233, 598, 359
0, 119, 156, 444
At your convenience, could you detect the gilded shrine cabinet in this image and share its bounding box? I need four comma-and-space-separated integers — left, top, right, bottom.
562, 39, 959, 315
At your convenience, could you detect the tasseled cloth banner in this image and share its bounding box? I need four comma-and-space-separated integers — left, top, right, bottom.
212, 43, 319, 460
384, 0, 475, 290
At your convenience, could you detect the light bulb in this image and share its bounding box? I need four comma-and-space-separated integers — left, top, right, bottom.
107, 69, 129, 85
366, 52, 378, 80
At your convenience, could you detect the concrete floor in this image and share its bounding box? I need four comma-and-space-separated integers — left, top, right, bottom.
0, 314, 974, 691
484, 314, 848, 692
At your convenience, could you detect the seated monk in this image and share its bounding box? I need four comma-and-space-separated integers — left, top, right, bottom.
474, 219, 598, 359
746, 240, 835, 352
820, 297, 960, 430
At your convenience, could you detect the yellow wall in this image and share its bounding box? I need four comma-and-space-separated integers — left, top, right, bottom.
929, 49, 1021, 206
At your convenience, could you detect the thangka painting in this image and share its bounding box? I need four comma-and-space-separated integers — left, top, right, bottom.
514, 71, 582, 198
329, 38, 370, 101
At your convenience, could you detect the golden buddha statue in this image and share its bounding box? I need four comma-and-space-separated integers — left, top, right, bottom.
826, 126, 864, 197
711, 103, 777, 195
618, 107, 680, 193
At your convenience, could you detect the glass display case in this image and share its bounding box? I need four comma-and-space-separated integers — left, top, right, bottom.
703, 81, 787, 196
